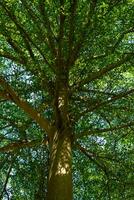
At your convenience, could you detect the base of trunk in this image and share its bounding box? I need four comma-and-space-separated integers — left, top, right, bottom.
47, 131, 72, 200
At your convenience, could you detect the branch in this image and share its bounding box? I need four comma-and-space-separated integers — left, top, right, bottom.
0, 157, 15, 199
76, 142, 132, 182
76, 142, 133, 171
0, 115, 19, 129
0, 139, 47, 153
20, 1, 51, 55
79, 53, 133, 86
67, 0, 77, 64
91, 89, 134, 112
84, 28, 134, 62
59, 0, 66, 42
1, 2, 51, 68
39, 0, 57, 57
77, 121, 134, 138
111, 28, 134, 53
0, 76, 54, 135
76, 88, 134, 118
0, 27, 27, 63
0, 52, 54, 96
0, 50, 25, 65
69, 0, 97, 67
73, 88, 116, 96
0, 91, 11, 100
76, 142, 108, 174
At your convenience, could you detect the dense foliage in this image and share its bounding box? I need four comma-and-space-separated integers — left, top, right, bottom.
0, 0, 134, 199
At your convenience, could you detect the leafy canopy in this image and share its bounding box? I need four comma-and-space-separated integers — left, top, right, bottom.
0, 0, 134, 199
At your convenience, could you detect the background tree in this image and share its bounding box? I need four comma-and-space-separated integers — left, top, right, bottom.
0, 0, 134, 199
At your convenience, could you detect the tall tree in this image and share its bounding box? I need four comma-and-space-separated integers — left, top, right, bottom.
0, 0, 134, 199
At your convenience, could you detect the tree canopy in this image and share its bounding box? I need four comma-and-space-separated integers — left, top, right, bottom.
0, 0, 134, 199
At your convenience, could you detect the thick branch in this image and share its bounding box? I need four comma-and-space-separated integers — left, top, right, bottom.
0, 76, 54, 134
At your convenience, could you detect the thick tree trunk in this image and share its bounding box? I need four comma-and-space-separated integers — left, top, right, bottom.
47, 131, 73, 200
46, 66, 72, 199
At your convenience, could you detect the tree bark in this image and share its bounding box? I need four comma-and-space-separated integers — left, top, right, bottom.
46, 66, 73, 199
47, 130, 73, 200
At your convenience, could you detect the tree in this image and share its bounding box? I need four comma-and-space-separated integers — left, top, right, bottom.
0, 0, 134, 199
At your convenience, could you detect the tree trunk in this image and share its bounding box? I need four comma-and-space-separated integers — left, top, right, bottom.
47, 130, 73, 200
46, 66, 72, 199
